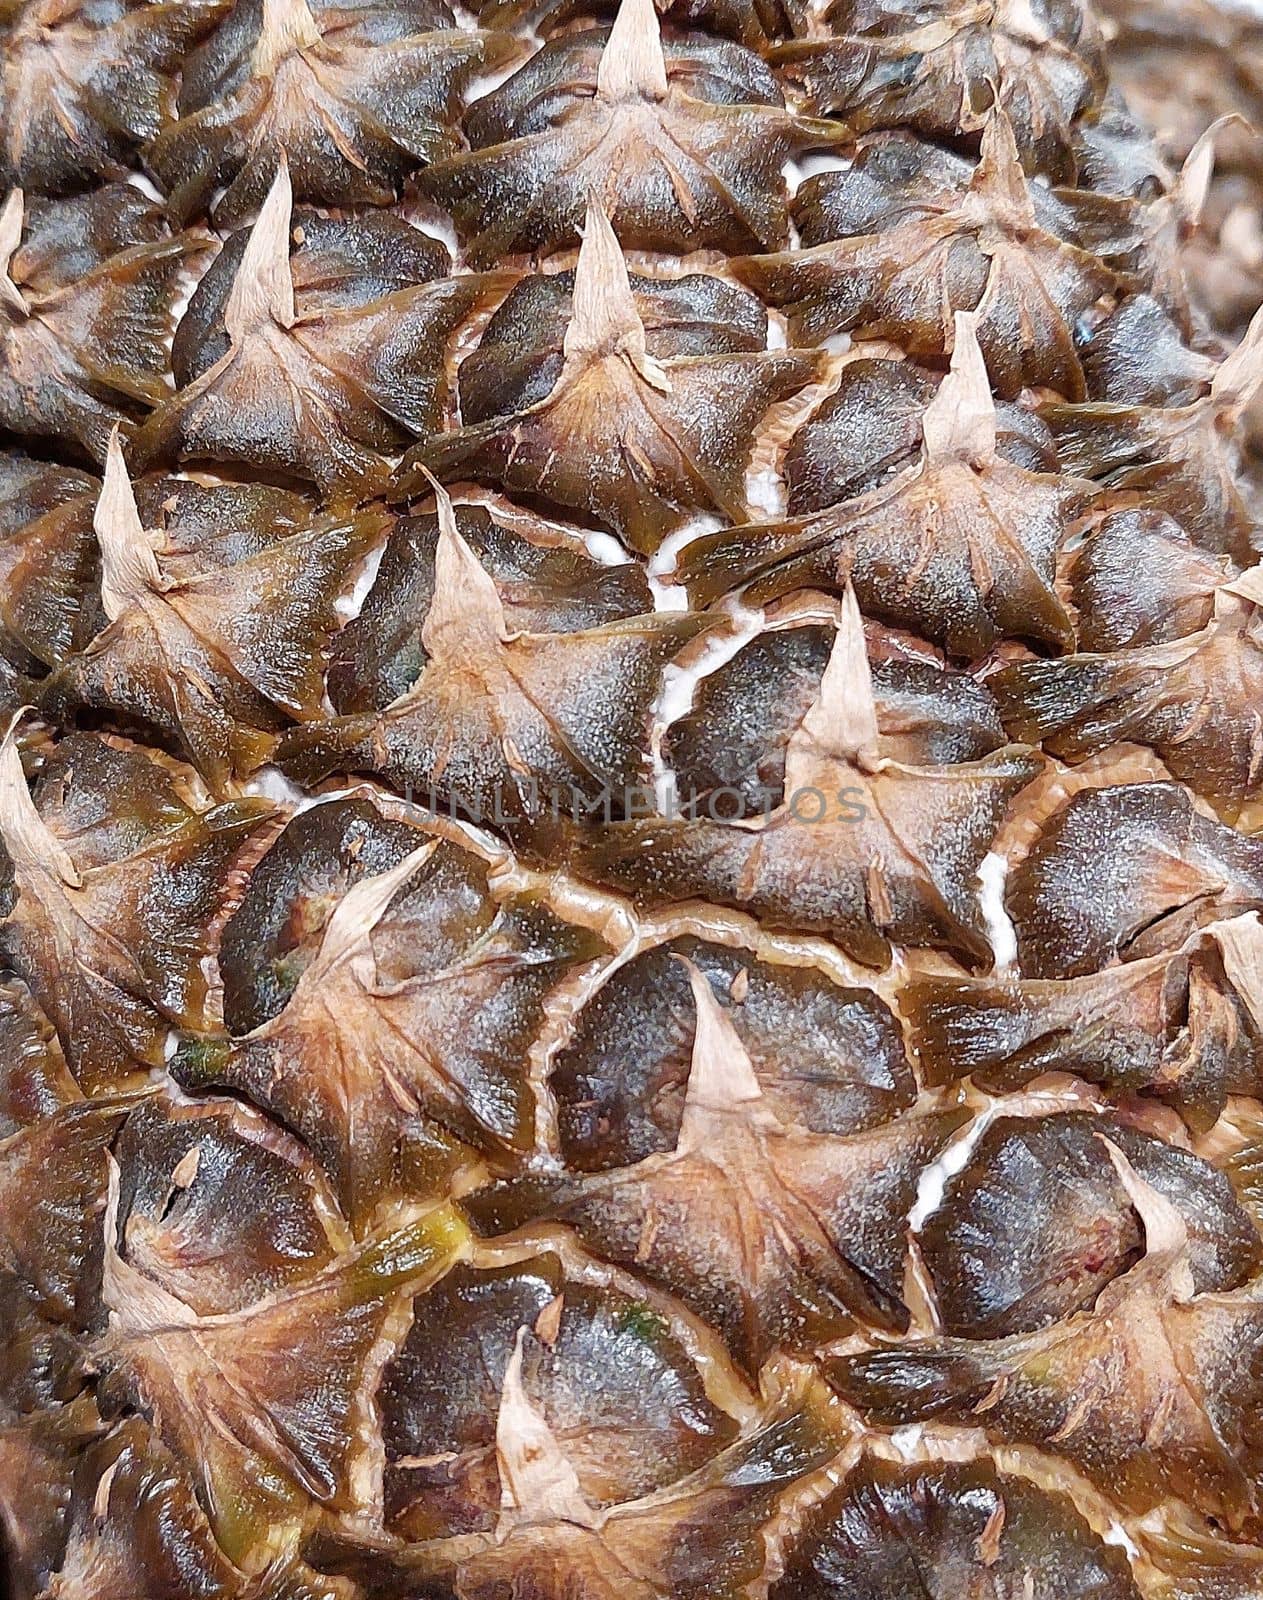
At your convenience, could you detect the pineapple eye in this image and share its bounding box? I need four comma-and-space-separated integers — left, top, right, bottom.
919, 1112, 1261, 1339
147, 0, 510, 227
0, 186, 191, 464
773, 1456, 1141, 1600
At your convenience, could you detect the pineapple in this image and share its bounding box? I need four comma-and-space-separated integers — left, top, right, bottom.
1093, 0, 1263, 340
5, 0, 1263, 1593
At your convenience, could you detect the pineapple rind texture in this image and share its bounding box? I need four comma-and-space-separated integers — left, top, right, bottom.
2, 0, 1263, 1594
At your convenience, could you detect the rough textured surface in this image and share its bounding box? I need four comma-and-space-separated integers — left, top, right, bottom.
2, 0, 1263, 1594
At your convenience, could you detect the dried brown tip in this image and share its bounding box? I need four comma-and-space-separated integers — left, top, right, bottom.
1222, 563, 1263, 608
495, 1327, 599, 1528
922, 310, 996, 463
91, 1459, 121, 1523
418, 470, 512, 652
676, 959, 764, 1154
597, 0, 668, 102
101, 1153, 197, 1334
0, 189, 27, 319
225, 154, 296, 343
1175, 115, 1252, 227
1207, 914, 1263, 1035
1212, 301, 1263, 412
253, 0, 322, 75
971, 110, 1035, 224
561, 199, 670, 392
307, 843, 439, 982
96, 428, 163, 622
1099, 1137, 1194, 1301
0, 717, 81, 889
167, 1144, 202, 1194
785, 584, 882, 782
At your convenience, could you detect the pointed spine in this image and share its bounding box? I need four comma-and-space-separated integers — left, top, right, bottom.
1208, 914, 1263, 1036
597, 0, 668, 101
253, 0, 322, 74
100, 1154, 200, 1333
0, 721, 82, 891
1222, 563, 1263, 608
1099, 1138, 1194, 1302
1212, 301, 1263, 413
922, 310, 997, 463
418, 472, 513, 653
784, 585, 882, 783
676, 960, 765, 1155
1174, 116, 1249, 229
0, 189, 28, 319
970, 111, 1037, 228
96, 429, 163, 623
225, 155, 296, 342
306, 843, 438, 984
561, 199, 670, 392
495, 1328, 599, 1529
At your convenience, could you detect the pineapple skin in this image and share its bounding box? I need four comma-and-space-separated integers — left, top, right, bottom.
2, 0, 1263, 1597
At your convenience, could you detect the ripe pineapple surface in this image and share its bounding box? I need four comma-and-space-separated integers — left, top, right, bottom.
4, 0, 1263, 1595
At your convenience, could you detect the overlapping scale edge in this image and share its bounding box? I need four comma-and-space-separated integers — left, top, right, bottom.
2, 0, 1263, 1594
